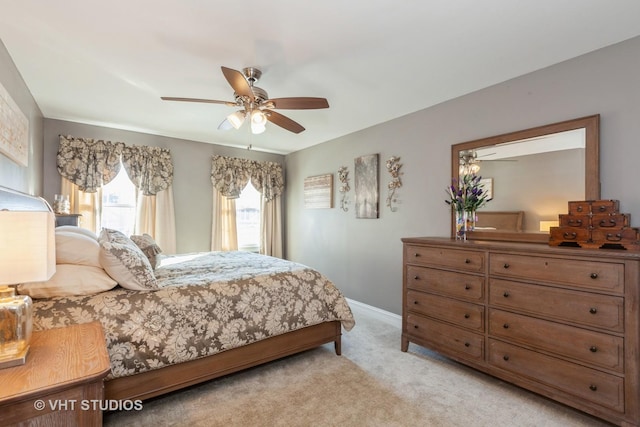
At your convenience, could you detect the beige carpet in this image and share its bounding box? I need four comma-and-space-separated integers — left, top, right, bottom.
104, 303, 612, 427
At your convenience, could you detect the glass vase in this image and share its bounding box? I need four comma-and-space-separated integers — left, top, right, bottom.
455, 209, 476, 240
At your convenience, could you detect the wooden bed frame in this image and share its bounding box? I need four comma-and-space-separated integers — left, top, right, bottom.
0, 186, 344, 402
474, 210, 524, 232
105, 321, 342, 401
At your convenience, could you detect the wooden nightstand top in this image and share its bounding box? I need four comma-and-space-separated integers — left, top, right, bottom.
0, 322, 110, 404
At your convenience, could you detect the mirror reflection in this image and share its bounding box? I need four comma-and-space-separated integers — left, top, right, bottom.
451, 115, 599, 243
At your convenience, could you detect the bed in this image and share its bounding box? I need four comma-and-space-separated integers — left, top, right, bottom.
1, 187, 355, 402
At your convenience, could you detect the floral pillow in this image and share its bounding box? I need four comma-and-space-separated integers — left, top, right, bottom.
130, 233, 162, 269
98, 228, 158, 290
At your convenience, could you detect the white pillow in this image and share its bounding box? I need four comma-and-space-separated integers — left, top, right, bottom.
55, 231, 101, 267
17, 264, 117, 299
99, 228, 158, 291
55, 225, 98, 240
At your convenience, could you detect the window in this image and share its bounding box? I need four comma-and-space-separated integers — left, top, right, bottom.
235, 182, 261, 252
101, 167, 137, 236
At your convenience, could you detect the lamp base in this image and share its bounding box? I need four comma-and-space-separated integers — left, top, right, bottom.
0, 345, 29, 369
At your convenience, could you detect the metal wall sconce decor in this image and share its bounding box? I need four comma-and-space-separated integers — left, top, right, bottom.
337, 166, 350, 212
385, 156, 403, 212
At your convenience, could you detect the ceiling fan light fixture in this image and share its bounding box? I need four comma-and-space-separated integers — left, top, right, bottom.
227, 110, 246, 129
251, 110, 267, 126
251, 121, 266, 134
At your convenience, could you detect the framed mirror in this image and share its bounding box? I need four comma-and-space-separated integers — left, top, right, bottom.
451, 115, 600, 243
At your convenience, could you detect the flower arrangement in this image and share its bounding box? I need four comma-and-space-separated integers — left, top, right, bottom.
445, 173, 490, 212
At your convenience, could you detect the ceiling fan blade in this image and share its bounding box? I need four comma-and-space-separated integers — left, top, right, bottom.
266, 110, 305, 134
221, 66, 254, 101
161, 96, 236, 107
266, 97, 329, 110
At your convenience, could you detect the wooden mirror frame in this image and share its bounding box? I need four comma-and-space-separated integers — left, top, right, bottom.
451, 114, 600, 243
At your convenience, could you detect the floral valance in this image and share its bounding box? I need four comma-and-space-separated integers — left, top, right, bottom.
211, 155, 284, 201
57, 135, 124, 193
57, 135, 173, 195
122, 145, 173, 196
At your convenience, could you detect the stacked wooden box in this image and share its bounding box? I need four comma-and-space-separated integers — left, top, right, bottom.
549, 200, 640, 250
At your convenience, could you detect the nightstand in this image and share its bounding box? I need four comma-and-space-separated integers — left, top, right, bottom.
55, 214, 82, 227
0, 322, 110, 426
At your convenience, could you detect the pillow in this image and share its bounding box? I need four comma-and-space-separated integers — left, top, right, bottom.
130, 234, 163, 268
17, 264, 117, 299
98, 228, 158, 291
55, 231, 101, 267
55, 225, 98, 240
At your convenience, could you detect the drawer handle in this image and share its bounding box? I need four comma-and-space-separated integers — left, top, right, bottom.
503, 291, 510, 298
503, 263, 510, 269
606, 233, 623, 242
589, 307, 598, 314
464, 342, 470, 347
414, 325, 419, 329
567, 219, 583, 226
503, 355, 510, 361
599, 219, 617, 228
464, 314, 470, 319
589, 384, 598, 392
464, 258, 471, 264
414, 253, 420, 257
413, 300, 419, 305
590, 346, 598, 353
590, 273, 598, 279
464, 284, 471, 290
503, 323, 509, 329
414, 275, 420, 280
599, 205, 607, 212
563, 232, 578, 240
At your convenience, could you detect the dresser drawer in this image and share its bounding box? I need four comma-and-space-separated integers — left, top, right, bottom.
489, 339, 624, 412
407, 290, 484, 331
407, 314, 483, 361
406, 265, 484, 301
489, 253, 624, 293
489, 279, 624, 332
489, 309, 624, 372
405, 245, 484, 273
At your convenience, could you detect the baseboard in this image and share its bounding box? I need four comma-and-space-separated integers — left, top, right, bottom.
346, 298, 402, 328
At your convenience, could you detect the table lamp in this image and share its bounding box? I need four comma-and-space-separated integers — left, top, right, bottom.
0, 209, 56, 368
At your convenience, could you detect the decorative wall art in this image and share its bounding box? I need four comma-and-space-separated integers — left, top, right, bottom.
0, 81, 29, 167
337, 166, 350, 212
304, 173, 333, 209
480, 177, 494, 200
385, 156, 403, 212
354, 153, 379, 219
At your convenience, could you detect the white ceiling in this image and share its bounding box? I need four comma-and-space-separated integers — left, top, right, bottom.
1, 1, 640, 155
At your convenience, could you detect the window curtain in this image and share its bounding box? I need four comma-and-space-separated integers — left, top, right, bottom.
57, 135, 124, 192
211, 187, 238, 251
60, 177, 102, 232
210, 155, 284, 257
57, 135, 177, 253
122, 145, 177, 253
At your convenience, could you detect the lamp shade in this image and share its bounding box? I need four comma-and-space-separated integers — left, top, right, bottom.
0, 211, 56, 285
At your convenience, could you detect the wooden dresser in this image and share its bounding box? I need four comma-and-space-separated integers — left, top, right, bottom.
401, 237, 640, 426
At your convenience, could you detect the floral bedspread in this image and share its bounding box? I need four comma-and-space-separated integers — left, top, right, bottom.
32, 251, 355, 380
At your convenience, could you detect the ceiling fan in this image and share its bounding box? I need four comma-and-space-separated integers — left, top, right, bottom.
459, 150, 516, 175
161, 66, 329, 134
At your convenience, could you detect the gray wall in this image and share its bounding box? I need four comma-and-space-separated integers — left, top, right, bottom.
285, 35, 640, 315
0, 40, 44, 195
42, 119, 283, 254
